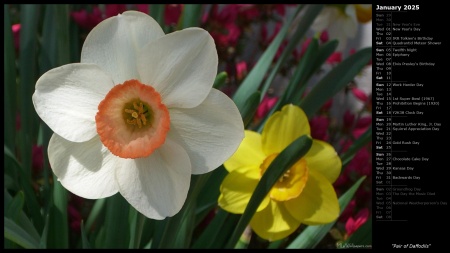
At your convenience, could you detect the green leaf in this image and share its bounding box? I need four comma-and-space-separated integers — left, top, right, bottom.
194, 166, 228, 226
4, 189, 41, 244
4, 217, 40, 249
4, 145, 43, 232
299, 47, 372, 118
232, 5, 302, 111
80, 220, 91, 249
259, 5, 324, 99
5, 191, 25, 223
150, 4, 165, 28
19, 4, 40, 181
180, 4, 202, 29
341, 126, 372, 168
287, 176, 367, 249
128, 208, 146, 249
39, 214, 49, 249
225, 135, 313, 248
47, 175, 69, 248
213, 71, 228, 89
241, 91, 261, 128
4, 4, 17, 151
158, 173, 212, 248
192, 208, 229, 248
85, 198, 106, 233
103, 194, 130, 248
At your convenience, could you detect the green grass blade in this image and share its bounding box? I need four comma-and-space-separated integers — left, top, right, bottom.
4, 217, 40, 249
225, 135, 313, 248
287, 176, 367, 249
232, 5, 302, 111
299, 47, 372, 118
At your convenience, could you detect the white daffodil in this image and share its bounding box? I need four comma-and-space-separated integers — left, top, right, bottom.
32, 11, 244, 220
311, 4, 358, 51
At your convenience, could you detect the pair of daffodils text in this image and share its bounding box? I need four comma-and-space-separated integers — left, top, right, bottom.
219, 105, 342, 241
32, 11, 244, 220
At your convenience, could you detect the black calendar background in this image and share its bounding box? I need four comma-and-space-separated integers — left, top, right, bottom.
372, 2, 449, 249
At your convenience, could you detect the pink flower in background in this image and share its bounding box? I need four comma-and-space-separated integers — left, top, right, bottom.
135, 4, 149, 14
326, 52, 342, 64
351, 86, 369, 102
309, 115, 330, 141
255, 95, 278, 119
203, 5, 242, 50
67, 205, 82, 233
319, 30, 328, 43
71, 7, 103, 30
105, 4, 127, 18
235, 61, 248, 81
12, 24, 21, 52
164, 4, 183, 26
345, 208, 369, 237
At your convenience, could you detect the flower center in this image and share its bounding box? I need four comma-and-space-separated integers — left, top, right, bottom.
95, 79, 170, 159
260, 153, 309, 202
123, 100, 151, 130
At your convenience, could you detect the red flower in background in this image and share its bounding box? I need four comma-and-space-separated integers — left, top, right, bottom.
345, 208, 369, 237
12, 24, 21, 52
310, 115, 330, 141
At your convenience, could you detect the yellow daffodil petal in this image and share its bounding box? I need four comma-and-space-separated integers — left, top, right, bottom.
262, 104, 310, 155
250, 200, 301, 241
305, 140, 342, 183
285, 170, 339, 225
224, 130, 265, 173
219, 166, 269, 214
354, 4, 372, 23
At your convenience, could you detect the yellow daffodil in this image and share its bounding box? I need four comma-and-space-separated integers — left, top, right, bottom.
32, 11, 244, 220
219, 104, 341, 241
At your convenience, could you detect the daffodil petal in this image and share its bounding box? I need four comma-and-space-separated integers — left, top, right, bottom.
167, 89, 244, 175
48, 134, 119, 199
305, 140, 341, 183
250, 200, 301, 241
115, 139, 191, 220
262, 104, 310, 155
137, 28, 218, 109
218, 166, 269, 213
223, 130, 265, 173
32, 63, 114, 142
285, 170, 339, 225
81, 10, 165, 84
